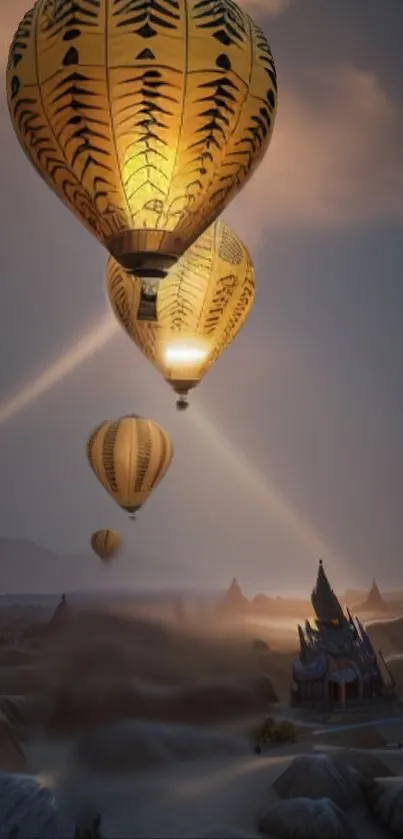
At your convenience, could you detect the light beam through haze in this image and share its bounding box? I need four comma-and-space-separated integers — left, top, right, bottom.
0, 313, 339, 567
0, 314, 117, 426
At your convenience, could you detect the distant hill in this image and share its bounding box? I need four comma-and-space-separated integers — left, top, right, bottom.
0, 538, 190, 596
344, 587, 403, 605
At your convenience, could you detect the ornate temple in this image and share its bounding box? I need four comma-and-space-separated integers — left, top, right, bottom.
291, 561, 395, 710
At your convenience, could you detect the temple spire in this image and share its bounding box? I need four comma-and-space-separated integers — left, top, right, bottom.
311, 559, 344, 624
222, 577, 249, 613
367, 578, 385, 607
354, 578, 389, 612
298, 624, 307, 650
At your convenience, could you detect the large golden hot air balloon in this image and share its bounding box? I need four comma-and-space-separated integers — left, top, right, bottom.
7, 0, 277, 320
107, 220, 255, 410
91, 529, 121, 563
87, 415, 173, 519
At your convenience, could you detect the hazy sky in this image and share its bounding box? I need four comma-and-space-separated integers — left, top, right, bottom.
1, 0, 403, 595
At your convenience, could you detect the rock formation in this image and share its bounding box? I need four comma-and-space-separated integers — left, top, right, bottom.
0, 711, 27, 773
272, 752, 393, 809
272, 753, 361, 808
0, 772, 74, 837
259, 797, 356, 839
363, 777, 403, 836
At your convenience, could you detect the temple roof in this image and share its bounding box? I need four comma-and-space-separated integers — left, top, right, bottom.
311, 560, 344, 624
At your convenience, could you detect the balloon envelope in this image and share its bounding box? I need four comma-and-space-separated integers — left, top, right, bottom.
106, 220, 255, 408
91, 529, 122, 563
87, 415, 173, 517
7, 0, 277, 317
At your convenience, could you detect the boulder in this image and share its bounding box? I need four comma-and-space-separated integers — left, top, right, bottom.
319, 727, 387, 750
258, 797, 355, 839
0, 711, 27, 773
0, 772, 74, 838
363, 776, 403, 836
72, 718, 245, 773
331, 749, 394, 782
272, 754, 361, 808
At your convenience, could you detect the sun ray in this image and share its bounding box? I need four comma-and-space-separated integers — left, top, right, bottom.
191, 405, 340, 566
0, 315, 340, 571
0, 314, 117, 426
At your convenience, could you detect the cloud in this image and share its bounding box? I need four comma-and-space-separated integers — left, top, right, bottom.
226, 64, 403, 245
238, 0, 295, 14
0, 0, 291, 51
0, 0, 294, 32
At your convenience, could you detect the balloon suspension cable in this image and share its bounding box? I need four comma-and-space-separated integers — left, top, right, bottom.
176, 394, 189, 412
137, 279, 159, 322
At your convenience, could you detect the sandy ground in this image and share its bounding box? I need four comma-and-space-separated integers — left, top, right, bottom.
1, 601, 403, 837
31, 743, 292, 838
21, 734, 403, 838
24, 734, 320, 838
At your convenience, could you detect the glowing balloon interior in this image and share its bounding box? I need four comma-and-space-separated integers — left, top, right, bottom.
87, 414, 173, 517
7, 0, 277, 319
106, 220, 255, 408
164, 342, 209, 367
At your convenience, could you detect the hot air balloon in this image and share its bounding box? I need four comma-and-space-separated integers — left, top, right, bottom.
87, 415, 173, 519
106, 220, 255, 410
91, 529, 121, 563
7, 0, 277, 320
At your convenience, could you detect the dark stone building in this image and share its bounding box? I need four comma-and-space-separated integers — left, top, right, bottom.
291, 561, 395, 710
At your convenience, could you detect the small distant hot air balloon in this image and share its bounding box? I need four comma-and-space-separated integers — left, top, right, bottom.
6, 0, 277, 321
87, 415, 173, 519
91, 529, 121, 564
106, 221, 255, 410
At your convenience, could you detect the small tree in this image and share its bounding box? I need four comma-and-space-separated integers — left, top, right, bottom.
253, 717, 298, 750
271, 720, 298, 743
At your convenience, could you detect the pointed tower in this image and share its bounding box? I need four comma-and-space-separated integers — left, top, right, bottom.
291, 561, 395, 710
222, 577, 249, 613
355, 579, 389, 612
311, 560, 344, 625
47, 593, 70, 636
366, 579, 388, 611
